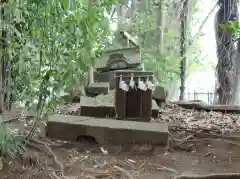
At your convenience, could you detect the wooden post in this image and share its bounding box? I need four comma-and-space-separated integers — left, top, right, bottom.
207, 91, 210, 104
88, 65, 94, 84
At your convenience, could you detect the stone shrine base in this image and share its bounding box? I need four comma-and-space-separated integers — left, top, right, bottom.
46, 114, 169, 145
80, 95, 159, 119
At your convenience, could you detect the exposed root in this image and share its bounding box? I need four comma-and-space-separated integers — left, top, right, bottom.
28, 138, 69, 179
173, 173, 240, 179
149, 164, 178, 174
25, 140, 45, 152
43, 143, 65, 177
113, 165, 135, 179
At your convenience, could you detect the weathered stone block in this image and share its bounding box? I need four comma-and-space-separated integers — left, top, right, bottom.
85, 82, 109, 97
46, 115, 169, 145
80, 96, 159, 119
153, 86, 167, 105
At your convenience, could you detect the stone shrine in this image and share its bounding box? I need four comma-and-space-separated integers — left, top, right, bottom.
46, 31, 168, 146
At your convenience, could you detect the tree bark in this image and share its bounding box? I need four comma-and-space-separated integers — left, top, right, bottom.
215, 0, 238, 104
179, 0, 188, 100
156, 0, 164, 53
0, 0, 8, 113
116, 4, 124, 31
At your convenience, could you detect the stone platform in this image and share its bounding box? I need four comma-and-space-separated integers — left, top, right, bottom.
46, 114, 168, 145
80, 95, 159, 119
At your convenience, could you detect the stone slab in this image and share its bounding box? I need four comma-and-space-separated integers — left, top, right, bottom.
80, 96, 159, 118
46, 114, 168, 145
177, 101, 240, 113
80, 94, 115, 118
85, 82, 109, 96
80, 106, 115, 118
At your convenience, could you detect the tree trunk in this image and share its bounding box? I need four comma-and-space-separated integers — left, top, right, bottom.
0, 0, 11, 113
116, 3, 124, 31
215, 0, 238, 104
87, 0, 98, 86
179, 0, 188, 100
156, 0, 164, 53
88, 65, 94, 84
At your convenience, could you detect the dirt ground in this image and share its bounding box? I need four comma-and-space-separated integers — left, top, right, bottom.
1, 102, 240, 179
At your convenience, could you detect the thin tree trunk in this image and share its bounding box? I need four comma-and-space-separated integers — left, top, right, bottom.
0, 62, 3, 114
88, 65, 94, 84
179, 0, 188, 100
116, 4, 124, 31
0, 0, 6, 113
156, 0, 164, 53
87, 0, 98, 86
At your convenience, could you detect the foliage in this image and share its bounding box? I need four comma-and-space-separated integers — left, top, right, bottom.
0, 0, 115, 156
0, 0, 206, 157
220, 20, 240, 37
0, 124, 22, 158
4, 0, 115, 111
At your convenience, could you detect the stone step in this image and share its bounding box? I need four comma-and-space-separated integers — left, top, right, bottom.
80, 96, 159, 119
46, 114, 168, 145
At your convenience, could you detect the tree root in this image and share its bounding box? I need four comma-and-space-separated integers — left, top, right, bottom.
149, 164, 178, 174
43, 143, 65, 177
24, 138, 66, 178
113, 165, 135, 179
172, 173, 240, 179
